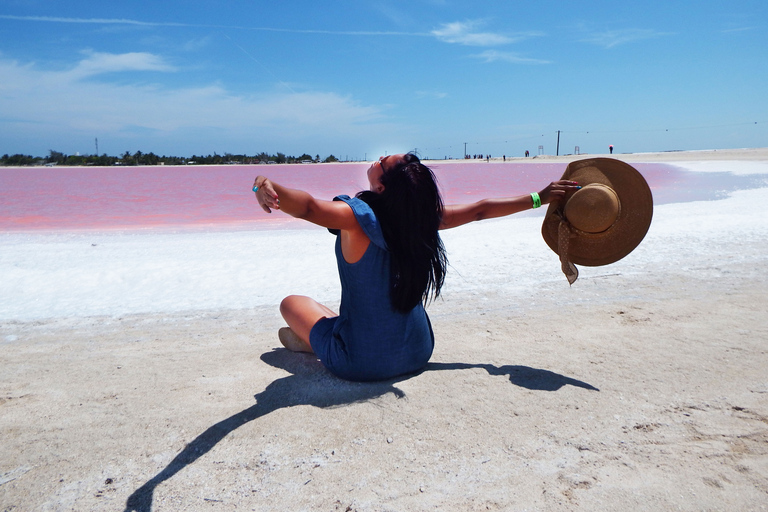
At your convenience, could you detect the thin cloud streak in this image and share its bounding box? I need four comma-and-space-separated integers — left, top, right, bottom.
415, 91, 449, 99
471, 50, 550, 65
721, 26, 755, 33
1, 14, 547, 51
0, 14, 430, 37
581, 28, 673, 48
0, 14, 170, 26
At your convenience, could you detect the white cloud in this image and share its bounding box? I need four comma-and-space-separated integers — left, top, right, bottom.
431, 21, 515, 46
66, 50, 176, 79
471, 50, 550, 65
0, 53, 384, 152
415, 91, 448, 99
581, 28, 672, 49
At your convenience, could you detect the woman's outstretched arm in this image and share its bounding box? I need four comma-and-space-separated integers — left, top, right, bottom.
440, 179, 580, 230
253, 175, 359, 231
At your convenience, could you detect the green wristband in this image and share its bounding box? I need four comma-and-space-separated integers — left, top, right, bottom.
530, 192, 542, 209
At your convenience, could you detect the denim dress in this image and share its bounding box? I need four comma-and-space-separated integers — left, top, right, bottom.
309, 195, 434, 381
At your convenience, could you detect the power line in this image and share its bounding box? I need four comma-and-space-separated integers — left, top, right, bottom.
559, 120, 760, 135
430, 120, 762, 151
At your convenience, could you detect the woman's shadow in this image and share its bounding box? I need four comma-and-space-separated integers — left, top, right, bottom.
124, 350, 598, 511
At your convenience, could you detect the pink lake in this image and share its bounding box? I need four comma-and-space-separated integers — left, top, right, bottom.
0, 161, 762, 232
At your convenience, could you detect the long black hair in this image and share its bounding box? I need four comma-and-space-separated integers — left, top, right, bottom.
357, 153, 448, 313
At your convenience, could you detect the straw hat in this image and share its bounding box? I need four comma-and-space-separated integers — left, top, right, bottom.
541, 158, 653, 284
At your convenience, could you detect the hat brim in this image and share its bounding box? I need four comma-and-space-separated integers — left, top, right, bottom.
541, 158, 653, 266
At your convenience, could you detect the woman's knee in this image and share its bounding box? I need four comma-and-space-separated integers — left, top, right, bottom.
280, 295, 306, 318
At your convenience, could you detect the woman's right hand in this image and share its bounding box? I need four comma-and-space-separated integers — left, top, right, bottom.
538, 180, 580, 206
253, 176, 280, 213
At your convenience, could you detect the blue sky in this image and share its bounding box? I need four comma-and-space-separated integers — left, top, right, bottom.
1, 1, 766, 160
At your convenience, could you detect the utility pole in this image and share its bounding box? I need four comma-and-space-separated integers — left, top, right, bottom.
556, 131, 560, 156
464, 142, 467, 158
95, 138, 99, 156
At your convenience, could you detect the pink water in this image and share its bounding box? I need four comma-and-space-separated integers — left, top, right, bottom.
0, 161, 760, 232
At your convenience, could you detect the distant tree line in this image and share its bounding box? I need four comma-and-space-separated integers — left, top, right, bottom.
0, 150, 341, 167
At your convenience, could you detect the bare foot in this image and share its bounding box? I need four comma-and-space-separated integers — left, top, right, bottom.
278, 327, 313, 353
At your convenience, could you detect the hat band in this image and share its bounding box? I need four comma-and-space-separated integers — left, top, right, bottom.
557, 218, 579, 285
555, 200, 620, 284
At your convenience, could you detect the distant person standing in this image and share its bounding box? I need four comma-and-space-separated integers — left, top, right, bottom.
609, 145, 614, 154
525, 150, 530, 157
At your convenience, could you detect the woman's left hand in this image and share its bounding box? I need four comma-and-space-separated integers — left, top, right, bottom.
253, 176, 279, 213
538, 180, 580, 206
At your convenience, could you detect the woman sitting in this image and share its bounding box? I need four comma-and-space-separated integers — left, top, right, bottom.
253, 153, 577, 381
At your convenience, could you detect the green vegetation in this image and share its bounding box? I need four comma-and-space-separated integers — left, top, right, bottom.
0, 149, 343, 167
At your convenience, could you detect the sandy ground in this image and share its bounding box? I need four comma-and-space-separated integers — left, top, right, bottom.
2, 149, 768, 511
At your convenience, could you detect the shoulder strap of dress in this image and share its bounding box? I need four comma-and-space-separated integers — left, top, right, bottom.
331, 195, 387, 250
